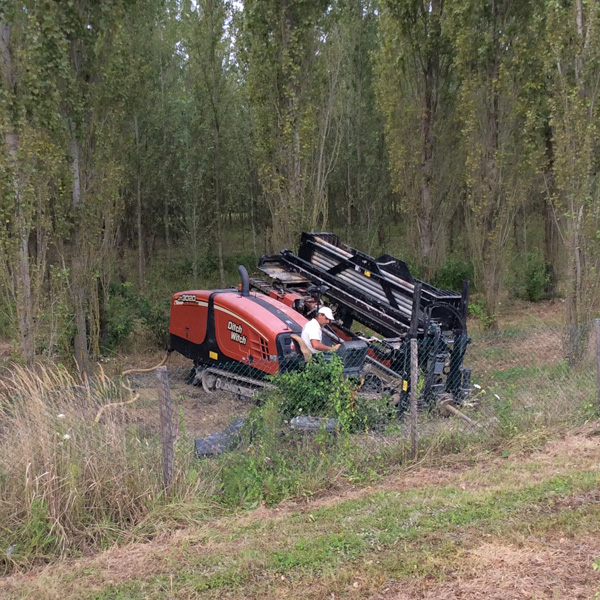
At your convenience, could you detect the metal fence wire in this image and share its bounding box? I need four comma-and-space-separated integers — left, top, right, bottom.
1, 322, 596, 495
108, 321, 599, 487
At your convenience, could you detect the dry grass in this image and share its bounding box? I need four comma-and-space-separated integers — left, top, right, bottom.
0, 363, 219, 571
2, 424, 600, 599
369, 535, 600, 600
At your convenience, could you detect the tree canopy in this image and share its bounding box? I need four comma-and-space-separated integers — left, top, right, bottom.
1, 0, 599, 365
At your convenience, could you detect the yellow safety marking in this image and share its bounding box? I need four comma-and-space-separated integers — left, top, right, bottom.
402, 380, 408, 391
209, 351, 218, 360
364, 270, 371, 277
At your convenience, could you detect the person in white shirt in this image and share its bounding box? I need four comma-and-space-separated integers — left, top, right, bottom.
300, 306, 341, 354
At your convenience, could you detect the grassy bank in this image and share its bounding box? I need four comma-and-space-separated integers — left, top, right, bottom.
1, 427, 599, 599
0, 311, 598, 579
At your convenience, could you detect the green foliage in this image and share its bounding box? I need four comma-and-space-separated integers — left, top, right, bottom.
219, 363, 398, 507
137, 297, 170, 348
241, 0, 334, 249
104, 284, 137, 351
447, 0, 547, 330
352, 393, 396, 433
576, 393, 599, 422
271, 353, 357, 431
468, 299, 496, 329
433, 258, 474, 292
219, 446, 309, 508
0, 298, 16, 339
493, 393, 520, 436
514, 252, 552, 302
178, 252, 258, 284
103, 282, 169, 352
219, 396, 330, 507
217, 355, 405, 507
545, 0, 600, 333
18, 498, 57, 558
375, 0, 460, 274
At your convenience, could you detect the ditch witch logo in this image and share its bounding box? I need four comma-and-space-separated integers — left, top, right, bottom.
227, 320, 247, 345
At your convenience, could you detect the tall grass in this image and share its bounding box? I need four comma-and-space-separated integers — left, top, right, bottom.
0, 364, 218, 571
0, 341, 596, 573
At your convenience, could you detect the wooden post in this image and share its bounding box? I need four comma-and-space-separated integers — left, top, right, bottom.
410, 338, 418, 460
595, 319, 600, 414
157, 365, 174, 488
409, 283, 422, 339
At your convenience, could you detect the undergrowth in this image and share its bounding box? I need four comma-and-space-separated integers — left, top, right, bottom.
0, 365, 221, 572
0, 349, 596, 572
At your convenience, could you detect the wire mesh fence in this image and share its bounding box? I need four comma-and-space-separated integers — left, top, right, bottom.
115, 320, 599, 487
0, 320, 598, 565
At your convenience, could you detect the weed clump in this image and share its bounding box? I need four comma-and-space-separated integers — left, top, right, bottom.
272, 353, 395, 433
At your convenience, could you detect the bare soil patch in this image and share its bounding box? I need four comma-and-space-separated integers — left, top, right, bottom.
129, 377, 252, 439
372, 535, 600, 599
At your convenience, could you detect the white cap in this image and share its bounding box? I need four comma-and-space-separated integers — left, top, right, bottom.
318, 306, 334, 320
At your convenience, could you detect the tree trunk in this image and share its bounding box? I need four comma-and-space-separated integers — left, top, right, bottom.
420, 85, 434, 280
16, 215, 34, 365
566, 204, 585, 365
164, 201, 171, 265
482, 235, 500, 331
70, 136, 91, 379
1, 24, 35, 365
480, 0, 501, 332
419, 15, 438, 282
134, 115, 145, 291
159, 28, 171, 267
562, 0, 589, 364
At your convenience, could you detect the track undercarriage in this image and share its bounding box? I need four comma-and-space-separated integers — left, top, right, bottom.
191, 359, 405, 407
194, 366, 274, 400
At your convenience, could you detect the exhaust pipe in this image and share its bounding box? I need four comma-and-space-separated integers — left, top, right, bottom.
238, 265, 250, 297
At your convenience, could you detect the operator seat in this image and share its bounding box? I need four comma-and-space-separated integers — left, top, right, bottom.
290, 334, 312, 362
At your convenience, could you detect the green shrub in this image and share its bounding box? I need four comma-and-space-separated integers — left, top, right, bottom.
171, 251, 258, 285
137, 296, 170, 348
514, 251, 553, 302
103, 283, 136, 351
224, 252, 259, 277
0, 300, 16, 339
271, 354, 358, 431
102, 282, 169, 353
352, 393, 396, 433
433, 258, 473, 292
468, 298, 496, 329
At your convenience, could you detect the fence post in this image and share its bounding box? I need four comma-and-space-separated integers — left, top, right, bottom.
595, 319, 600, 414
157, 365, 174, 488
410, 338, 418, 460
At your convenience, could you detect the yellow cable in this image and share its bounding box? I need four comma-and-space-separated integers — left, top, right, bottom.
121, 351, 170, 376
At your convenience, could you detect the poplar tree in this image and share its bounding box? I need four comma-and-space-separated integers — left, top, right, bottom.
545, 0, 600, 361
376, 0, 459, 278
241, 0, 329, 250
329, 0, 390, 253
450, 0, 542, 329
0, 2, 70, 365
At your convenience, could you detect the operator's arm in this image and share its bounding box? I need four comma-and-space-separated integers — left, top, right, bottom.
310, 339, 341, 352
